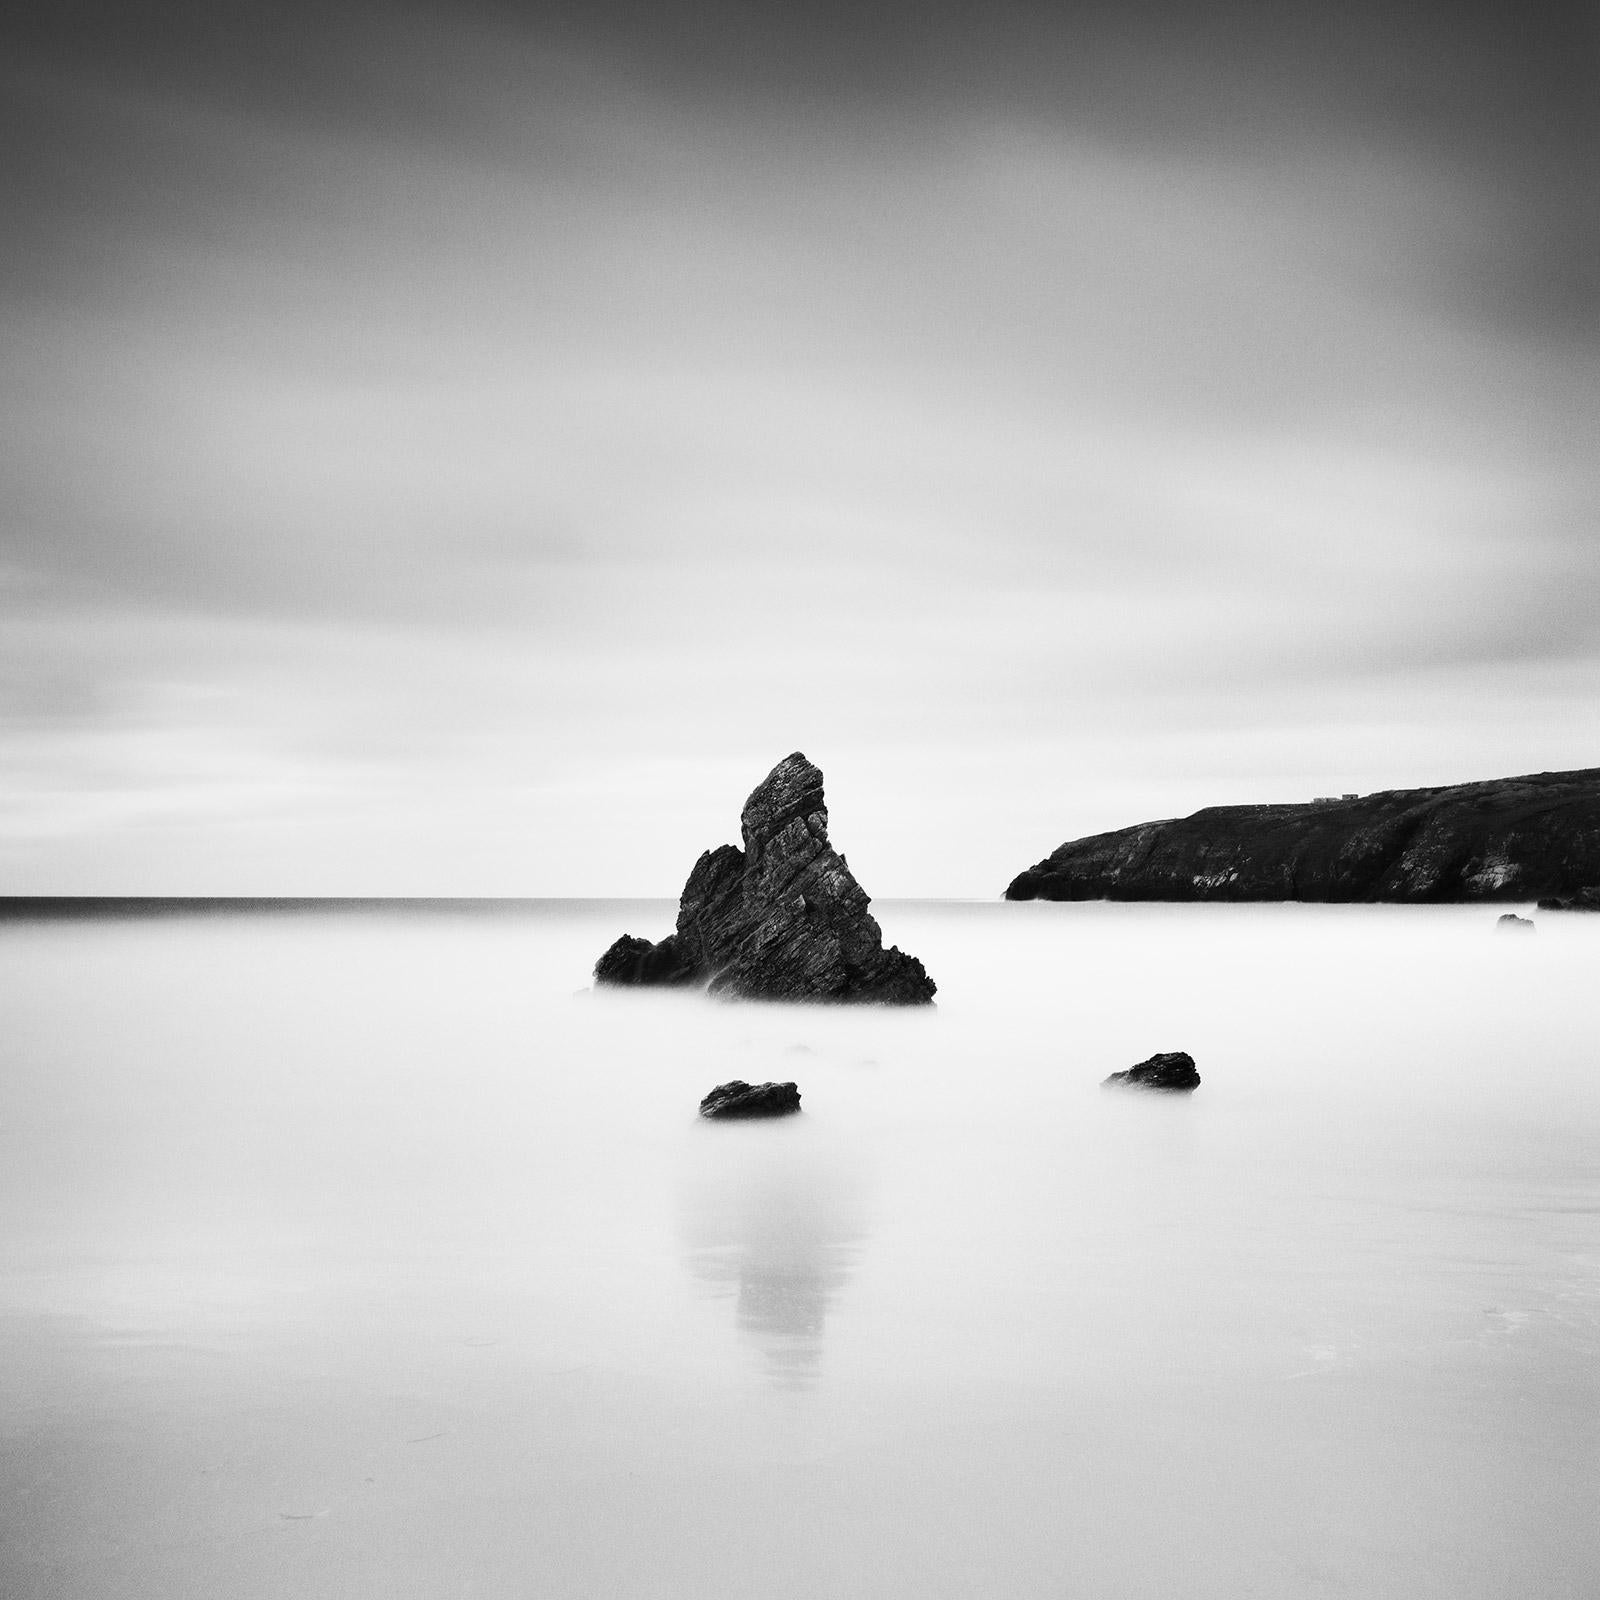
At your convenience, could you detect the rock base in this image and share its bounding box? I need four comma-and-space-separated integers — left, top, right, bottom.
1537, 888, 1600, 911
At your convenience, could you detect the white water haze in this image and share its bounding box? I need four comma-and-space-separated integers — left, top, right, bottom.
2, 901, 1596, 1597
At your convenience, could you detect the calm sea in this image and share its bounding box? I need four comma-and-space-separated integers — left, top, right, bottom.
1, 899, 1596, 1598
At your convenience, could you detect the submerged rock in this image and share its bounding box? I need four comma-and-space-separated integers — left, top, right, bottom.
1496, 913, 1536, 932
1102, 1051, 1201, 1092
593, 753, 936, 1003
1006, 767, 1600, 904
699, 1080, 802, 1119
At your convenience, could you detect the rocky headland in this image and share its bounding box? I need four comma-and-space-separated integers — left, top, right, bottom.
1005, 767, 1600, 904
594, 753, 936, 1003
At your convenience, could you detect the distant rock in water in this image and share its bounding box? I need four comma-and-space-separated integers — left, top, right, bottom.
699, 1080, 802, 1119
1102, 1052, 1201, 1092
1537, 887, 1600, 911
1006, 768, 1600, 904
1496, 913, 1536, 932
593, 753, 936, 1003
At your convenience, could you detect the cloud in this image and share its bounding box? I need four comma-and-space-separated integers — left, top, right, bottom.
0, 0, 1594, 890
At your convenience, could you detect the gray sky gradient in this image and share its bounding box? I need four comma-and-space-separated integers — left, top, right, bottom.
2, 1, 1596, 893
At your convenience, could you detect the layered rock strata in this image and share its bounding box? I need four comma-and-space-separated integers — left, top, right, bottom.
1006, 768, 1600, 904
594, 753, 936, 1003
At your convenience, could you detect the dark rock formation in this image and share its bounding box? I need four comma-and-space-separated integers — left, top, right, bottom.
1496, 913, 1535, 932
1006, 768, 1600, 904
1102, 1051, 1201, 1092
594, 753, 936, 1003
699, 1080, 802, 1119
1537, 887, 1600, 911
592, 933, 699, 986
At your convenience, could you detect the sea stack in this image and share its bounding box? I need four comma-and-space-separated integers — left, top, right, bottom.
594, 753, 936, 1003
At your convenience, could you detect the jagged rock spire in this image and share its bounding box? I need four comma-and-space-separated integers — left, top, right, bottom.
594, 753, 935, 1003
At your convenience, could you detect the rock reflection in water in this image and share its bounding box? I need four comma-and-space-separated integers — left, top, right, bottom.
680, 1114, 867, 1389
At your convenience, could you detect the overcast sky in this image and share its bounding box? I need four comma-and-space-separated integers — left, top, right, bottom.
2, 1, 1595, 895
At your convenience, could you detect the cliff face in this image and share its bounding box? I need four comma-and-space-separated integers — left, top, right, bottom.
1004, 768, 1600, 904
595, 753, 936, 1003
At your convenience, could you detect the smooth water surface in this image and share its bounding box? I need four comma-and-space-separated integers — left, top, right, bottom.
1, 900, 1596, 1598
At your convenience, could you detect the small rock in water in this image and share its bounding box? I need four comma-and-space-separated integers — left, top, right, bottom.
1495, 913, 1536, 932
699, 1080, 802, 1119
1102, 1051, 1200, 1092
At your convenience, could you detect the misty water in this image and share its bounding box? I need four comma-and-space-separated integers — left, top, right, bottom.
1, 900, 1596, 1598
